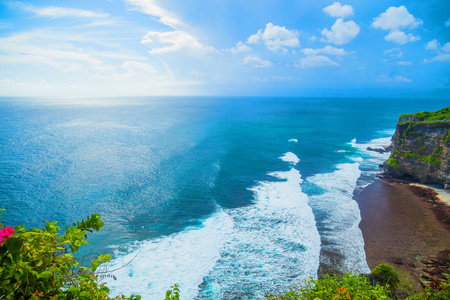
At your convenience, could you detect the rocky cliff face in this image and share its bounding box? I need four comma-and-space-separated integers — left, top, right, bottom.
384, 107, 450, 189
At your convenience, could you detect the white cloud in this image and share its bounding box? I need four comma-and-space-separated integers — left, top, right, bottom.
424, 40, 450, 63
446, 18, 450, 27
14, 2, 109, 18
321, 18, 360, 45
384, 47, 403, 58
396, 61, 412, 66
124, 0, 182, 28
442, 42, 450, 53
384, 31, 420, 45
301, 45, 348, 56
424, 54, 450, 63
296, 55, 339, 68
377, 75, 412, 83
372, 6, 422, 31
229, 41, 252, 54
0, 31, 108, 72
141, 31, 217, 55
309, 35, 318, 41
243, 55, 273, 68
247, 23, 299, 52
323, 2, 354, 18
426, 39, 439, 51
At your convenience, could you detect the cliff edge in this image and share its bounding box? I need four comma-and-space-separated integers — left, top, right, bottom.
384, 107, 450, 190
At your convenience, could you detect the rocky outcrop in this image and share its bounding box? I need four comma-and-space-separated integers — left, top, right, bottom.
384, 107, 450, 189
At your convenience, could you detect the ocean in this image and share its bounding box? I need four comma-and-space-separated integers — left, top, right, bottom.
0, 96, 447, 299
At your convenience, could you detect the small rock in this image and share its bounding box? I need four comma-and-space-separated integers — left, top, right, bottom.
389, 257, 404, 265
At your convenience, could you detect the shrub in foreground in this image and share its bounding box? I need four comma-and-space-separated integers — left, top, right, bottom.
265, 273, 392, 299
371, 263, 400, 288
0, 209, 140, 299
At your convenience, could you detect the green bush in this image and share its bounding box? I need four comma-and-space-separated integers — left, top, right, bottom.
0, 209, 141, 300
406, 275, 450, 300
265, 273, 392, 299
371, 264, 399, 288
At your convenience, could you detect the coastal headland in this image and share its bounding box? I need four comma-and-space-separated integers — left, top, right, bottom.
357, 107, 450, 295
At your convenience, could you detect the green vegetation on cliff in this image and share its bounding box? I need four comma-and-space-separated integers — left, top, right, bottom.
403, 151, 441, 165
399, 107, 450, 122
387, 158, 400, 168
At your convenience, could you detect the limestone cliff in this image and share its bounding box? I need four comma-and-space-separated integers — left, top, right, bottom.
384, 107, 450, 189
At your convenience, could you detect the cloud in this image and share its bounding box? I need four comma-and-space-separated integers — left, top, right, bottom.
442, 42, 450, 53
229, 41, 252, 54
247, 23, 299, 52
243, 55, 273, 68
296, 55, 339, 68
384, 47, 403, 58
372, 6, 422, 45
301, 45, 348, 56
384, 31, 420, 45
141, 31, 217, 55
321, 18, 360, 45
0, 31, 107, 72
377, 75, 412, 83
323, 2, 354, 18
13, 2, 109, 18
424, 54, 450, 63
372, 6, 422, 31
446, 18, 450, 27
396, 61, 412, 66
424, 40, 450, 63
124, 0, 182, 28
425, 39, 439, 51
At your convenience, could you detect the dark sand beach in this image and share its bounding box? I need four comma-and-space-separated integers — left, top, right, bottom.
356, 179, 450, 292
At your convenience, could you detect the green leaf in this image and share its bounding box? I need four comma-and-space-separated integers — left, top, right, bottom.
5, 237, 23, 263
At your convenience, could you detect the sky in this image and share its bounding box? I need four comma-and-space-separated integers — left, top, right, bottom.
0, 0, 449, 98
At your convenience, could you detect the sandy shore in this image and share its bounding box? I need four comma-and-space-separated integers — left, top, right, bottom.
356, 178, 450, 293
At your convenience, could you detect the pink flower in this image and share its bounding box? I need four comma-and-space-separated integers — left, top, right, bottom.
0, 226, 14, 245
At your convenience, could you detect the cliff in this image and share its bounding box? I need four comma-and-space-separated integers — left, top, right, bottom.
384, 107, 450, 189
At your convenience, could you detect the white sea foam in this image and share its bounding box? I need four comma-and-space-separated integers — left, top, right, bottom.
350, 135, 393, 190
307, 163, 370, 273
102, 152, 321, 299
288, 138, 298, 143
307, 133, 393, 272
197, 162, 321, 298
280, 152, 300, 165
104, 211, 234, 300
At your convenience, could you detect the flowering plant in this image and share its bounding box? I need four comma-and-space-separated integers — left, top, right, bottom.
0, 225, 14, 245
0, 209, 140, 300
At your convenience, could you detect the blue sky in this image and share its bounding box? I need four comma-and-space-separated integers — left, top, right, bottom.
0, 0, 449, 97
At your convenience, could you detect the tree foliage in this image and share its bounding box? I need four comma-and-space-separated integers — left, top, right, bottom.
0, 209, 140, 300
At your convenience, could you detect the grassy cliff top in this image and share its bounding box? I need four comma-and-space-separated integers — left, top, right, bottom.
399, 107, 450, 122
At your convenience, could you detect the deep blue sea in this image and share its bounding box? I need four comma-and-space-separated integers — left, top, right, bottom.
0, 96, 448, 299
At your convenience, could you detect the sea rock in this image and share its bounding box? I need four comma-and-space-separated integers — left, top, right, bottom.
389, 257, 404, 265
384, 107, 450, 187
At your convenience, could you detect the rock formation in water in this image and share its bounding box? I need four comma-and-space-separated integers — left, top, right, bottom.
384, 107, 450, 190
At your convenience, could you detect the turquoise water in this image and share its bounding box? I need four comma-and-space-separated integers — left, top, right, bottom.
0, 97, 447, 299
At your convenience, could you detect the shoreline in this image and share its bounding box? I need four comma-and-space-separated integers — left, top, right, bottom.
355, 177, 450, 294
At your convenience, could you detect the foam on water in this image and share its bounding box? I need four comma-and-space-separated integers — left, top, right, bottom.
280, 152, 300, 165
307, 163, 369, 273
104, 211, 234, 299
197, 158, 321, 299
288, 138, 298, 143
350, 136, 392, 190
